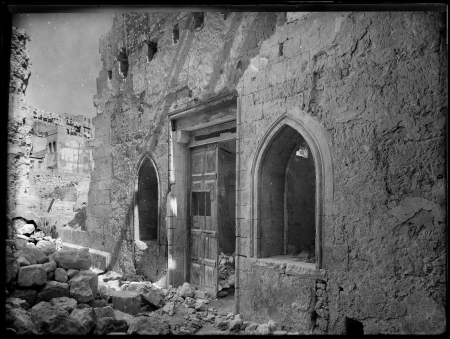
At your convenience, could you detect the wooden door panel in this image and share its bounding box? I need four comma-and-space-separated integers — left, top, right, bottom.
204, 265, 217, 290
205, 150, 216, 173
191, 231, 203, 259
204, 234, 217, 259
190, 144, 218, 297
190, 261, 202, 286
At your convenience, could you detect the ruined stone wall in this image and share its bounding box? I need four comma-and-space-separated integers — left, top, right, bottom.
7, 27, 35, 219
236, 12, 446, 334
29, 170, 90, 197
87, 11, 446, 334
88, 12, 283, 282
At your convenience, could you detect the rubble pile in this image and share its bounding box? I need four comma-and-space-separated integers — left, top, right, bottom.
218, 250, 235, 297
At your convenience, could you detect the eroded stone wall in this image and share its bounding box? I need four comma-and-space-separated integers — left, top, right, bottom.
236, 12, 446, 334
88, 12, 284, 282
7, 27, 35, 218
87, 11, 446, 334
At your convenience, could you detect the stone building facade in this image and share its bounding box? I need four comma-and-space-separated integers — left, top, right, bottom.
76, 12, 446, 334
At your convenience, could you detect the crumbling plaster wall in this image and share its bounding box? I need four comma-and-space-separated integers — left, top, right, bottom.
236, 12, 446, 334
88, 12, 283, 282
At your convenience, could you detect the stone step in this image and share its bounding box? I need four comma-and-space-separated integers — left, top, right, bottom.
61, 242, 111, 272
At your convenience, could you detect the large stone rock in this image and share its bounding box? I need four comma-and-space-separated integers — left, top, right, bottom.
76, 269, 98, 298
6, 257, 19, 284
11, 289, 37, 308
6, 297, 29, 310
36, 281, 70, 303
50, 296, 78, 313
53, 247, 92, 270
127, 315, 171, 335
5, 307, 39, 334
16, 223, 35, 235
141, 289, 165, 308
69, 274, 94, 303
42, 260, 57, 272
70, 307, 95, 334
67, 269, 79, 279
94, 317, 128, 335
94, 306, 115, 320
55, 267, 69, 283
110, 291, 141, 315
162, 301, 176, 315
35, 240, 56, 255
177, 282, 195, 298
20, 247, 48, 265
17, 264, 47, 287
113, 309, 135, 327
30, 301, 87, 335
17, 256, 30, 266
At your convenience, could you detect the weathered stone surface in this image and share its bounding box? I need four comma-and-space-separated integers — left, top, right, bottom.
42, 260, 57, 272
11, 289, 37, 308
127, 315, 171, 335
94, 305, 115, 320
100, 270, 122, 282
54, 267, 69, 283
67, 269, 79, 279
194, 290, 207, 299
17, 264, 47, 287
16, 223, 35, 235
162, 301, 176, 315
95, 317, 128, 334
5, 307, 39, 334
195, 298, 209, 312
6, 239, 17, 248
113, 309, 135, 327
30, 301, 87, 335
6, 257, 19, 284
228, 318, 243, 331
53, 247, 92, 270
35, 240, 56, 255
141, 289, 164, 308
76, 269, 99, 298
6, 297, 29, 310
50, 296, 78, 313
257, 323, 272, 335
20, 247, 47, 265
70, 307, 95, 334
36, 281, 70, 303
110, 291, 141, 315
177, 282, 195, 298
89, 299, 107, 308
17, 256, 30, 266
69, 274, 94, 303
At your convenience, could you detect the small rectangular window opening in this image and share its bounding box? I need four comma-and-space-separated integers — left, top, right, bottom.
147, 41, 158, 62
107, 70, 112, 80
172, 24, 179, 44
193, 12, 204, 31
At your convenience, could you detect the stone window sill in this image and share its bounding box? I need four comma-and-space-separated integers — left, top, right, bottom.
252, 255, 326, 277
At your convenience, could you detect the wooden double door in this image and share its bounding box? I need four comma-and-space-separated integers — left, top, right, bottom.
189, 142, 235, 297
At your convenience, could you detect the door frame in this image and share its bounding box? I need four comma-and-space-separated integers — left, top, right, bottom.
167, 92, 238, 290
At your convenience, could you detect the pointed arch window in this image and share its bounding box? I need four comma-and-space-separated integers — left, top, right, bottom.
135, 157, 159, 241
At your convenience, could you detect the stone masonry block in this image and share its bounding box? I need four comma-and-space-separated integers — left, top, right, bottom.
110, 291, 141, 315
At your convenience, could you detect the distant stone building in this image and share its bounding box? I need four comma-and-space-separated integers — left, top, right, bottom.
56, 11, 445, 334
8, 27, 94, 226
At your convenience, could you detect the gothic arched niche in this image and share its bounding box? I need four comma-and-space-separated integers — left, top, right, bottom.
137, 158, 158, 241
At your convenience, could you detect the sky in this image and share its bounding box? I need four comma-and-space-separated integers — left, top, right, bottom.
13, 12, 114, 118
